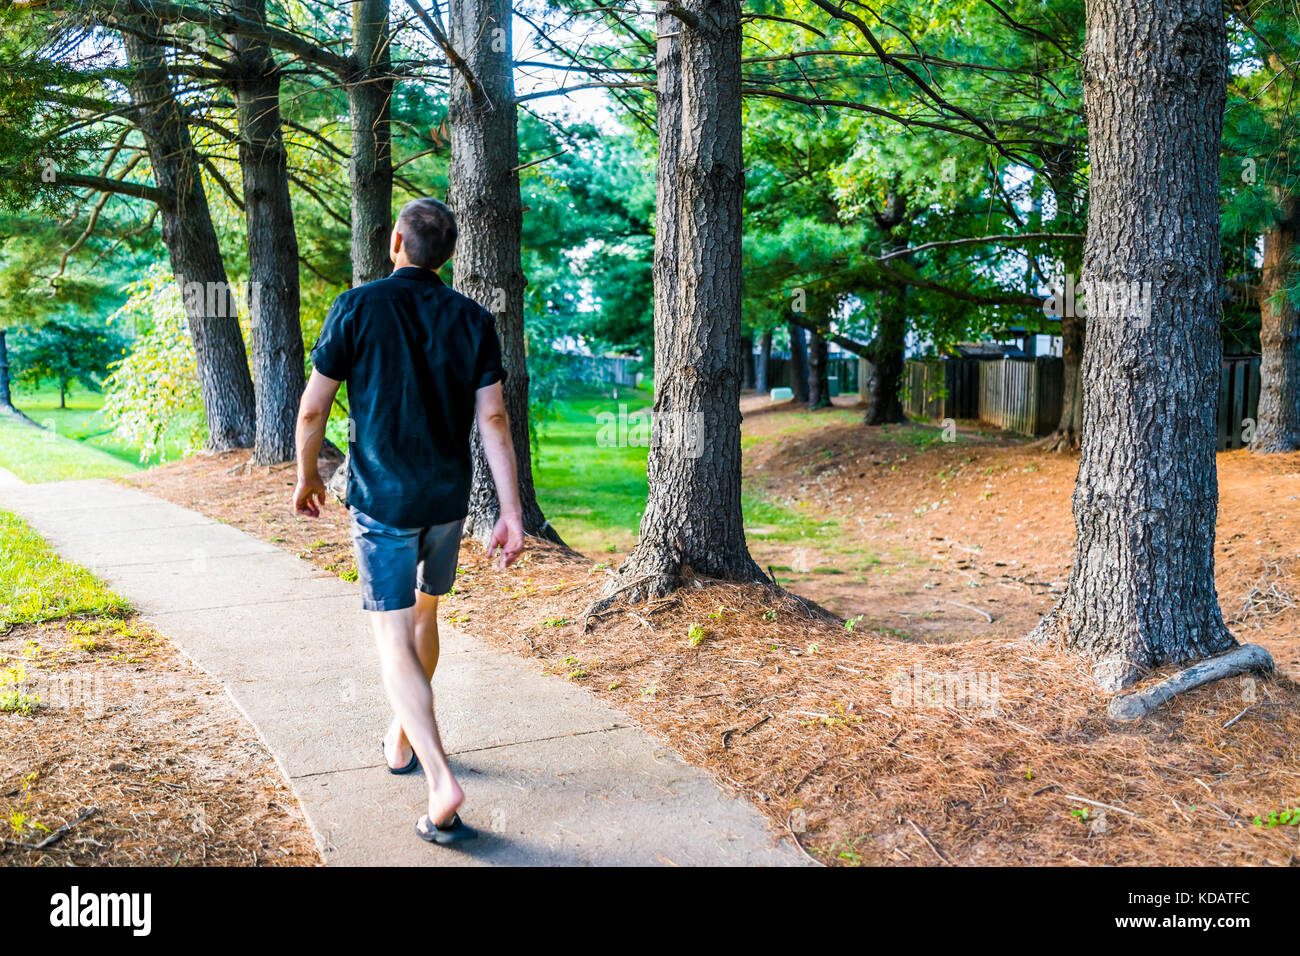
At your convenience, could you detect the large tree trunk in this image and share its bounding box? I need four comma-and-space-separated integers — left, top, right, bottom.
1029, 0, 1237, 691
787, 320, 809, 402
756, 329, 772, 393
448, 0, 559, 545
808, 330, 831, 409
1251, 190, 1300, 453
611, 0, 763, 600
121, 26, 256, 451
230, 0, 305, 465
348, 0, 394, 286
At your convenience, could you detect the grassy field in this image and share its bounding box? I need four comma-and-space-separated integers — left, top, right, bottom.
0, 411, 140, 483
531, 384, 840, 555
8, 384, 185, 467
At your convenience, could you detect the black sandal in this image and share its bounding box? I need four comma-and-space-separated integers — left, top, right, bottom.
416, 813, 478, 846
380, 739, 419, 775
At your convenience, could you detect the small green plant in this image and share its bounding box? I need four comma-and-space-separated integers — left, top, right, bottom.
762, 608, 777, 622
707, 606, 725, 620
1253, 807, 1300, 829
844, 615, 864, 632
542, 616, 571, 628
339, 568, 358, 582
807, 642, 820, 655
447, 612, 469, 625
687, 624, 706, 646
1071, 808, 1090, 821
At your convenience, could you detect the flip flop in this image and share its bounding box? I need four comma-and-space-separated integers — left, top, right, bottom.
380, 739, 419, 775
416, 813, 478, 846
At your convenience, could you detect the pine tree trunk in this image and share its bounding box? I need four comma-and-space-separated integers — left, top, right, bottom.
863, 297, 906, 425
230, 0, 306, 465
448, 0, 558, 544
613, 0, 763, 599
0, 330, 14, 411
1039, 148, 1085, 452
741, 332, 756, 390
348, 0, 394, 287
788, 321, 809, 403
1037, 310, 1085, 451
808, 331, 831, 409
1251, 190, 1300, 453
865, 206, 908, 426
756, 330, 772, 393
1030, 0, 1237, 691
121, 25, 256, 451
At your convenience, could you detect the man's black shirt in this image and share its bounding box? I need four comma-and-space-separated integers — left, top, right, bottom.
310, 266, 506, 527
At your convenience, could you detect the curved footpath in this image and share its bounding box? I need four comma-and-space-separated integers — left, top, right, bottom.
0, 478, 805, 866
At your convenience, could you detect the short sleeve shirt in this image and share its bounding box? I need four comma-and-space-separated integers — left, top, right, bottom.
310, 266, 506, 527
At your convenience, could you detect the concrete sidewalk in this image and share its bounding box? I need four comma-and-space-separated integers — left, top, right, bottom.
0, 479, 805, 866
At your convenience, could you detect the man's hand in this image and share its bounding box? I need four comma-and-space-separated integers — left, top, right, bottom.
487, 510, 525, 570
294, 474, 327, 518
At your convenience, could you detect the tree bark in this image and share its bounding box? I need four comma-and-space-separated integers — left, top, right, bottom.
0, 330, 14, 411
1029, 0, 1240, 691
864, 291, 906, 424
788, 320, 809, 402
865, 194, 908, 425
1251, 190, 1300, 452
611, 0, 764, 599
121, 25, 256, 451
1039, 147, 1086, 452
348, 0, 394, 287
756, 329, 772, 393
808, 330, 831, 409
230, 0, 305, 465
741, 331, 756, 390
448, 0, 559, 544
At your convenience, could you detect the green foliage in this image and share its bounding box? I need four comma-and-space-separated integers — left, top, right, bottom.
8, 317, 124, 403
100, 269, 207, 461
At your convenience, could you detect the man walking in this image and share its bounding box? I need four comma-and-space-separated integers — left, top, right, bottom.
292, 198, 524, 845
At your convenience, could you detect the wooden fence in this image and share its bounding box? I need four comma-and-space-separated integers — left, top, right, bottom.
1219, 355, 1261, 450
905, 354, 1263, 448
978, 357, 1065, 436
552, 352, 640, 387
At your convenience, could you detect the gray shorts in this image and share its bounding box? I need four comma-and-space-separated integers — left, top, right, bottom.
348, 507, 465, 611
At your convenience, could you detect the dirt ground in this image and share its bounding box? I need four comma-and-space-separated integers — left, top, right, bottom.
0, 615, 320, 866
737, 395, 1300, 681
127, 400, 1300, 866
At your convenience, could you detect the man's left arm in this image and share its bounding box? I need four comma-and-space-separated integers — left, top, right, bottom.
293, 370, 342, 517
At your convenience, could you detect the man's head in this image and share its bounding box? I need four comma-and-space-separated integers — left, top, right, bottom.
390, 198, 458, 271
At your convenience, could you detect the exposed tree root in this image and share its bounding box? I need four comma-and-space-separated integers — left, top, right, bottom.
1030, 429, 1080, 453
1107, 645, 1276, 721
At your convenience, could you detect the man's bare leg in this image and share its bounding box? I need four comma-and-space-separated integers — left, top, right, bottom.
370, 605, 463, 826
383, 591, 440, 767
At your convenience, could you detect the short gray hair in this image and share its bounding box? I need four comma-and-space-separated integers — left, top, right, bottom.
395, 198, 457, 269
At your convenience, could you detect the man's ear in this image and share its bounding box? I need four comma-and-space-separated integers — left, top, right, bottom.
389, 227, 402, 263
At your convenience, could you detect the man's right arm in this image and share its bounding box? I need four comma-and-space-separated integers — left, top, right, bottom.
474, 381, 525, 569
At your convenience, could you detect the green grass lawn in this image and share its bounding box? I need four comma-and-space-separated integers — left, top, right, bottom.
8, 384, 184, 468
0, 510, 132, 627
531, 384, 842, 556
0, 411, 141, 483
